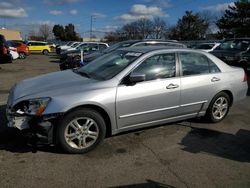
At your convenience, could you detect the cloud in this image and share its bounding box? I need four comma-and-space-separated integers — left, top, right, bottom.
0, 2, 27, 18
116, 4, 168, 23
44, 0, 81, 5
201, 2, 235, 12
49, 10, 63, 15
37, 20, 55, 26
140, 0, 171, 8
92, 12, 106, 18
69, 9, 78, 15
95, 25, 119, 33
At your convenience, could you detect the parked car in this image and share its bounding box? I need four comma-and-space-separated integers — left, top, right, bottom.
61, 42, 109, 54
7, 40, 30, 59
56, 41, 73, 54
59, 43, 109, 70
0, 34, 12, 63
9, 47, 19, 60
82, 39, 187, 64
26, 41, 51, 55
57, 42, 80, 54
6, 47, 248, 154
239, 48, 250, 71
193, 43, 220, 52
211, 38, 250, 70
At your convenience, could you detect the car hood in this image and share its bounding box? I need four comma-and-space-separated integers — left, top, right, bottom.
12, 70, 99, 101
83, 51, 103, 62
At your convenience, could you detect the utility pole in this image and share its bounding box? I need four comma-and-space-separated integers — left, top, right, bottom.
90, 15, 96, 41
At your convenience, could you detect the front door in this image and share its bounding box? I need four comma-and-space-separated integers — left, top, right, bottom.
116, 53, 181, 129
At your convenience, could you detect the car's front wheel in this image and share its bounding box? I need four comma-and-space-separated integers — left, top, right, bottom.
205, 92, 231, 123
57, 108, 106, 154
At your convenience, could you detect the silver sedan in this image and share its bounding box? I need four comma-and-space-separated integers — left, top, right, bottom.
6, 47, 248, 153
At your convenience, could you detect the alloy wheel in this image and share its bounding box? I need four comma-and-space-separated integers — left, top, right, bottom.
64, 117, 99, 149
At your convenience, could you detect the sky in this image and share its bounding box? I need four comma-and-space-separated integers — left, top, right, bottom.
0, 0, 235, 39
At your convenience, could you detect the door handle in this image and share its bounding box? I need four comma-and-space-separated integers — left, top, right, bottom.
211, 77, 220, 82
166, 84, 179, 89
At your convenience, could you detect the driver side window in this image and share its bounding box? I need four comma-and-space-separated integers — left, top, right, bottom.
132, 53, 176, 81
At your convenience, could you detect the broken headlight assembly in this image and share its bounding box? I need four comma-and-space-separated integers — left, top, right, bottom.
14, 97, 51, 116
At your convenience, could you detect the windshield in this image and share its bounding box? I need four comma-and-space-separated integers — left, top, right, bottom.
217, 40, 250, 51
71, 43, 79, 48
77, 50, 142, 80
76, 43, 87, 50
102, 41, 135, 53
67, 42, 73, 46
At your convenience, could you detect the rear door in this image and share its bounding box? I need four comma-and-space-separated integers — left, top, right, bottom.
178, 52, 222, 116
116, 52, 181, 129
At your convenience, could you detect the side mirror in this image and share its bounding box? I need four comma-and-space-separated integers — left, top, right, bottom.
129, 73, 146, 83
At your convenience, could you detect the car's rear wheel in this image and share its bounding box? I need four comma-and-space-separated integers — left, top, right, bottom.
42, 50, 49, 55
57, 108, 106, 154
205, 92, 230, 123
19, 52, 26, 59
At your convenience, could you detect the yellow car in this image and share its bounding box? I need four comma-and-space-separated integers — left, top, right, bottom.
26, 41, 51, 55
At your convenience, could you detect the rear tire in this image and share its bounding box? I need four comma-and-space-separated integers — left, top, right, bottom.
57, 108, 106, 154
42, 50, 49, 55
19, 52, 26, 59
204, 92, 230, 123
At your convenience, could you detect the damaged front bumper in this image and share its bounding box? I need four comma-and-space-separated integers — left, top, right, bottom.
6, 106, 58, 144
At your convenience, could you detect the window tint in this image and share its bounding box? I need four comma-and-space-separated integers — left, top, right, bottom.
180, 52, 220, 76
132, 53, 176, 81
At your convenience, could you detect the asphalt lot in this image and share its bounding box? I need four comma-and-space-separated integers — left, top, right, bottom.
0, 54, 250, 188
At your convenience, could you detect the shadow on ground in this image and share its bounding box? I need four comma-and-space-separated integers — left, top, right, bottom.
110, 180, 175, 188
179, 124, 250, 162
1, 103, 250, 161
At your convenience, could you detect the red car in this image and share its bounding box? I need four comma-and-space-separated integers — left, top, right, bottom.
7, 40, 30, 59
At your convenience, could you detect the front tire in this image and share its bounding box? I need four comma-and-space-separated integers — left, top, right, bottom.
205, 92, 230, 123
57, 108, 106, 154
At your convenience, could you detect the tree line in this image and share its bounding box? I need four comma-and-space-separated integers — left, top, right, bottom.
28, 0, 249, 42
105, 0, 250, 42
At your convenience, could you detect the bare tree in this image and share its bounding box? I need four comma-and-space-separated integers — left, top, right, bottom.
198, 10, 217, 34
152, 17, 168, 39
39, 24, 51, 41
136, 18, 153, 39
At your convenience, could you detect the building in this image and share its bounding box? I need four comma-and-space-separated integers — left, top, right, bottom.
0, 28, 22, 40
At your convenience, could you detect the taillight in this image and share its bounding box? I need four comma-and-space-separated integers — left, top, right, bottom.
2, 46, 7, 55
243, 72, 247, 82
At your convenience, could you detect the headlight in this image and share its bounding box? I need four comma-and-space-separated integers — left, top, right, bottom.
14, 97, 51, 116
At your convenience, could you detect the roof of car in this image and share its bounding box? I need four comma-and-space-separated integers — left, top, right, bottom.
118, 46, 187, 54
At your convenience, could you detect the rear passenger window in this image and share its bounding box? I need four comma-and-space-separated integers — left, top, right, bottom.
179, 52, 220, 76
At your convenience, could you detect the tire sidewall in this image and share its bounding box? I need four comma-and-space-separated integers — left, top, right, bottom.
19, 52, 26, 59
206, 92, 230, 123
43, 50, 49, 55
57, 108, 106, 154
